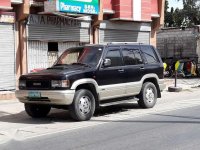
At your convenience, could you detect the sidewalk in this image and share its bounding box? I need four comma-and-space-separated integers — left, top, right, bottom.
0, 78, 200, 100
164, 78, 200, 90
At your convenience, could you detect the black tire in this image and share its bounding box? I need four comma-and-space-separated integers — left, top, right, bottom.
24, 103, 51, 118
138, 82, 157, 108
69, 89, 95, 121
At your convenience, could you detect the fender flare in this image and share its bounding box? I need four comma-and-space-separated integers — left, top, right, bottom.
71, 78, 99, 93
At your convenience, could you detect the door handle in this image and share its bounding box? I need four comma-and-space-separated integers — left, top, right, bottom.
118, 69, 124, 73
140, 67, 145, 70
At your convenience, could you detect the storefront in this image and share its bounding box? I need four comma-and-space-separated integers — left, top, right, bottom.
99, 21, 151, 44
26, 14, 91, 72
0, 12, 16, 90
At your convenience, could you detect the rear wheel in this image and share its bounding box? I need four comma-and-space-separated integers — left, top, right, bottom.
25, 104, 51, 118
138, 82, 157, 108
69, 89, 95, 121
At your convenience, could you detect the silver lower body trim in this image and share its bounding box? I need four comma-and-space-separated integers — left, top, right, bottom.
15, 90, 75, 105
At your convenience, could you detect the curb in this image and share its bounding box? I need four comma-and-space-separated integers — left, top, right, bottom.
0, 92, 16, 100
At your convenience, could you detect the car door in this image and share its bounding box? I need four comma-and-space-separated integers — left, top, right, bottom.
96, 46, 126, 100
121, 46, 145, 96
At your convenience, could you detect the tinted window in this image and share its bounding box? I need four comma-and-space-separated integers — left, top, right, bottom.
122, 48, 143, 65
134, 50, 143, 64
141, 46, 159, 64
56, 46, 103, 66
106, 48, 123, 67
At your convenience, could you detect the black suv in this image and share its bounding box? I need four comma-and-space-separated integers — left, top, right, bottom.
15, 43, 165, 121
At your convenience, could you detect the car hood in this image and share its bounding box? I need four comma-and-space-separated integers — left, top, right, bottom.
20, 65, 94, 80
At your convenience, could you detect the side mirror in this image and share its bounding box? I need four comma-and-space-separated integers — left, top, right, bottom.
103, 58, 111, 67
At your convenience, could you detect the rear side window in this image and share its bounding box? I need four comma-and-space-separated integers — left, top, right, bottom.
122, 48, 143, 65
105, 48, 123, 67
141, 46, 159, 64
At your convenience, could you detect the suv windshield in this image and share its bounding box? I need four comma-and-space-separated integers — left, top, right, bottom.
55, 46, 103, 67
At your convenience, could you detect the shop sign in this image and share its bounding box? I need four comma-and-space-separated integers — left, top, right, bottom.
57, 0, 99, 14
27, 14, 81, 27
0, 12, 15, 23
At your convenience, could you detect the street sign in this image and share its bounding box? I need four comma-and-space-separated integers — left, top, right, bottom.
57, 0, 99, 14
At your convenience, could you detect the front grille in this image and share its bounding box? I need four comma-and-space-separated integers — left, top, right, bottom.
26, 80, 51, 90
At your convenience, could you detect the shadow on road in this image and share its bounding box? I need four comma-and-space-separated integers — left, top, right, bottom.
0, 102, 140, 124
94, 103, 140, 117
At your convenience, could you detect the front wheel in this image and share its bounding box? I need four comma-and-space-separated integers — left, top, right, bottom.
69, 89, 95, 121
138, 82, 157, 108
24, 104, 51, 118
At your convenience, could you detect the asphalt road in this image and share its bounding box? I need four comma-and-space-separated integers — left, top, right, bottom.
1, 88, 200, 150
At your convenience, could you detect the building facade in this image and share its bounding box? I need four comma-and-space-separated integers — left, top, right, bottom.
100, 0, 164, 45
0, 0, 165, 91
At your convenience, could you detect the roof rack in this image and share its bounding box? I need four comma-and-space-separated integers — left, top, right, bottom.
107, 42, 143, 45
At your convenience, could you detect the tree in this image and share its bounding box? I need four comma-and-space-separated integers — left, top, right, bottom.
182, 0, 200, 26
173, 8, 184, 27
167, 0, 200, 27
164, 0, 175, 27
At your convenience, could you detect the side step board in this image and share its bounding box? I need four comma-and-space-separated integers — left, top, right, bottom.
99, 97, 139, 107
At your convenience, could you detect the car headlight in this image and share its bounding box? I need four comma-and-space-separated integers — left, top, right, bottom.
51, 80, 70, 88
19, 80, 26, 88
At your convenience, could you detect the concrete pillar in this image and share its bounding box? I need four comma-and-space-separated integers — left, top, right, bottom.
150, 0, 165, 47
92, 0, 103, 44
16, 0, 30, 76
19, 21, 28, 75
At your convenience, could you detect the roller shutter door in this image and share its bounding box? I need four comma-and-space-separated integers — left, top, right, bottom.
99, 29, 150, 44
0, 24, 15, 90
27, 25, 90, 43
27, 41, 83, 72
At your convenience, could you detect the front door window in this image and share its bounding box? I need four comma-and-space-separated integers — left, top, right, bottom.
105, 49, 123, 67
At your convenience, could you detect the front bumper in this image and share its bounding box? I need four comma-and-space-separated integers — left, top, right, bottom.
15, 90, 75, 105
